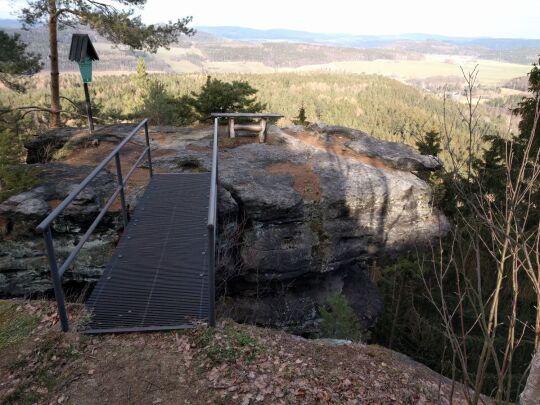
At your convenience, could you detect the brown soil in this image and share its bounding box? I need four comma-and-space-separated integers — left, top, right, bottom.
58, 141, 179, 212
291, 131, 393, 171
146, 132, 171, 144
47, 199, 63, 210
59, 141, 174, 211
62, 141, 152, 187
219, 135, 259, 150
0, 299, 480, 405
267, 163, 321, 201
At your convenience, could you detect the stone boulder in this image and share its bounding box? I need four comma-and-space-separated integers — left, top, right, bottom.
0, 163, 121, 296
206, 126, 447, 333
307, 123, 442, 171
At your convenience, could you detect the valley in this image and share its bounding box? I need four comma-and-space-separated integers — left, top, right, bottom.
1, 11, 540, 403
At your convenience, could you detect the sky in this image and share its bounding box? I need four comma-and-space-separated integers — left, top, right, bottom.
1, 0, 539, 39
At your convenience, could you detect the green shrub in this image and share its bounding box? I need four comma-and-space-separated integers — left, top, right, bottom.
319, 293, 364, 342
187, 75, 266, 120
193, 323, 264, 364
140, 80, 194, 126
293, 103, 309, 126
415, 130, 442, 156
0, 165, 40, 202
0, 114, 40, 202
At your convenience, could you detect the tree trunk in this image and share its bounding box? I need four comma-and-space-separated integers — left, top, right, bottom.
520, 349, 540, 405
48, 0, 61, 128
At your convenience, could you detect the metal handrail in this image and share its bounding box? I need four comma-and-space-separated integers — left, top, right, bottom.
37, 119, 153, 331
207, 117, 219, 327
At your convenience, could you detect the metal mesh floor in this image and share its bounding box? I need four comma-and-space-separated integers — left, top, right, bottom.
84, 173, 211, 334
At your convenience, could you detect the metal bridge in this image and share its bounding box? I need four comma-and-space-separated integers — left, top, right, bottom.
36, 118, 218, 333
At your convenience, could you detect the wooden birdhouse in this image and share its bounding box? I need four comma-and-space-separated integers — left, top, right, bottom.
69, 34, 99, 83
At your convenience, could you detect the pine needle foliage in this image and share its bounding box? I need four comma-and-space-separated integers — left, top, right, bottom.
320, 294, 364, 342
187, 76, 266, 120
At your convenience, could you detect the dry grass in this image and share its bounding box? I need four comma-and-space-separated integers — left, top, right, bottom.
0, 301, 38, 350
292, 59, 531, 86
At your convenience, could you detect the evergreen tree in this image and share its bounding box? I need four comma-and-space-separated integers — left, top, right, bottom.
0, 31, 41, 92
18, 0, 194, 127
141, 80, 194, 127
480, 64, 540, 225
319, 294, 363, 342
135, 58, 149, 91
0, 111, 40, 202
188, 76, 266, 120
415, 130, 442, 156
415, 130, 452, 212
0, 31, 42, 200
293, 103, 309, 126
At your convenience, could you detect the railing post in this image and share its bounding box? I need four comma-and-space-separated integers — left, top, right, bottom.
208, 224, 216, 327
35, 119, 150, 332
207, 116, 219, 327
43, 226, 69, 332
144, 121, 153, 178
216, 118, 219, 179
114, 153, 129, 228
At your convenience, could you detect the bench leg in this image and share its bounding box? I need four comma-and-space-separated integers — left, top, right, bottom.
259, 118, 267, 143
228, 118, 235, 138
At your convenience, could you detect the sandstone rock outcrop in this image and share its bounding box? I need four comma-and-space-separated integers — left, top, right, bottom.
0, 124, 448, 334
308, 123, 443, 171
0, 164, 121, 296
210, 126, 447, 333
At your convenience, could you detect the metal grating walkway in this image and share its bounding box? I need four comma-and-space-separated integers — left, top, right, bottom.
84, 173, 211, 334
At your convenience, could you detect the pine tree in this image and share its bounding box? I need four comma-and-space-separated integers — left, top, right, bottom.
18, 0, 194, 127
416, 130, 442, 156
0, 31, 41, 92
0, 111, 40, 202
188, 76, 266, 120
135, 58, 149, 91
319, 294, 363, 342
479, 64, 540, 226
293, 103, 308, 126
0, 32, 42, 200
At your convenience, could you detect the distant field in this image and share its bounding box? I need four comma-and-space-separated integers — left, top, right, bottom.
291, 58, 531, 86
146, 46, 531, 86
205, 62, 275, 73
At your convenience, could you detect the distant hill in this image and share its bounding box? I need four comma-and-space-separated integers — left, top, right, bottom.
198, 25, 540, 51
0, 20, 424, 72
0, 19, 536, 81
0, 19, 22, 28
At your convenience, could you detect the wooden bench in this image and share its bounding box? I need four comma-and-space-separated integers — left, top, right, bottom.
210, 113, 283, 143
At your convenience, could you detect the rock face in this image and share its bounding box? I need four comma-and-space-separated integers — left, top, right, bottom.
0, 124, 448, 334
309, 124, 443, 171
210, 126, 447, 333
0, 164, 122, 297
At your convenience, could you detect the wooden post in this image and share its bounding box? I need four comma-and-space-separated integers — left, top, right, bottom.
228, 118, 235, 138
48, 0, 62, 128
83, 83, 95, 132
259, 118, 267, 143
